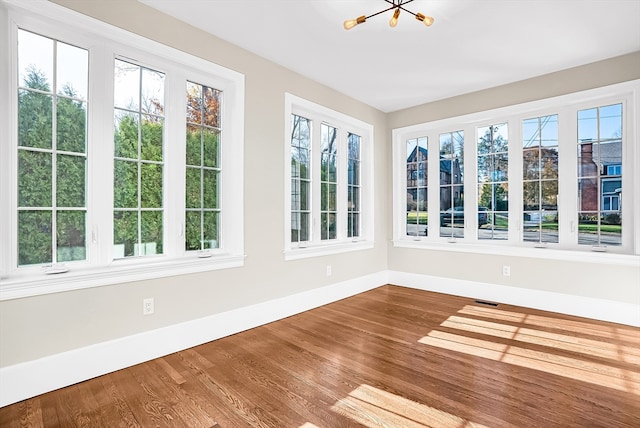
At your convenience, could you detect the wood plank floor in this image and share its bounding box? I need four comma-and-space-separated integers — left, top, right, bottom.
1, 285, 639, 427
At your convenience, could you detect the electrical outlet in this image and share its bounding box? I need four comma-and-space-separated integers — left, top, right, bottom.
326, 265, 332, 277
502, 265, 511, 277
143, 297, 154, 315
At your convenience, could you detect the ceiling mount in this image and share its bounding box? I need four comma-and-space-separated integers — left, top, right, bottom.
344, 0, 434, 30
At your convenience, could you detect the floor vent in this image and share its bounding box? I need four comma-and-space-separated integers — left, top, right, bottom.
474, 299, 499, 307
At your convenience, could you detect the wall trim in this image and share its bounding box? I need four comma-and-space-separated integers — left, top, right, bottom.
2, 269, 638, 407
388, 270, 640, 327
0, 271, 388, 407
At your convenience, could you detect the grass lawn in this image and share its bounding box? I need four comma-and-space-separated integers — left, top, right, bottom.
406, 212, 428, 225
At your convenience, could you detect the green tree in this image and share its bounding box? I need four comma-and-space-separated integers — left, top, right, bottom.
18, 67, 87, 265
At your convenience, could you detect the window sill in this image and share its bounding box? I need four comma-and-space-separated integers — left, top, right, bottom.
0, 253, 245, 301
284, 240, 374, 261
392, 239, 639, 267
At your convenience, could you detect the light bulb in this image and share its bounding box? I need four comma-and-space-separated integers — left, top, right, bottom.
416, 13, 434, 27
344, 15, 366, 30
389, 8, 400, 27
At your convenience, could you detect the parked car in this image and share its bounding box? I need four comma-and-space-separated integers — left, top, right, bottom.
440, 206, 488, 227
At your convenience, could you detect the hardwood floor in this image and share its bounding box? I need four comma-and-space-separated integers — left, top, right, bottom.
1, 285, 639, 427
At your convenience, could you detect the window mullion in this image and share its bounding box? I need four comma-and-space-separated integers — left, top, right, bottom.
508, 117, 522, 242
558, 107, 577, 247
311, 116, 321, 244
88, 44, 115, 266
164, 72, 186, 258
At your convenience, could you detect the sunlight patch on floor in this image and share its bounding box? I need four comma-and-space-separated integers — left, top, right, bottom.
331, 384, 489, 428
418, 304, 640, 395
440, 315, 640, 364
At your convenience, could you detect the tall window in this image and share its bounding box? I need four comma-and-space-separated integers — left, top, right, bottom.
2, 2, 245, 296
522, 115, 559, 244
320, 124, 338, 240
290, 114, 311, 244
17, 29, 88, 267
406, 137, 428, 237
285, 94, 373, 258
439, 131, 464, 239
185, 82, 221, 252
113, 59, 165, 258
477, 124, 508, 240
347, 133, 361, 238
577, 103, 622, 247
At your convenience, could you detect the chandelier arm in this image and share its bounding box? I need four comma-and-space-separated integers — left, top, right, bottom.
398, 5, 419, 18
364, 5, 399, 20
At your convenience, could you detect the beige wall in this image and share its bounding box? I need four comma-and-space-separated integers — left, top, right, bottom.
387, 52, 640, 306
0, 0, 638, 369
0, 0, 389, 367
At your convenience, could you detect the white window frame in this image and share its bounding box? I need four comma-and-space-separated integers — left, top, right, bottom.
284, 93, 374, 260
0, 0, 245, 300
392, 80, 640, 265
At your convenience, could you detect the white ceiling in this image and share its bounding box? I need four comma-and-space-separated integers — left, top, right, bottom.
142, 0, 640, 113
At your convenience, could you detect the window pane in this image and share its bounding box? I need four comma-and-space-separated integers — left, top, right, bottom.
114, 112, 139, 159
203, 128, 220, 168
141, 68, 164, 115
57, 154, 85, 207
19, 150, 52, 207
57, 210, 86, 262
185, 211, 201, 251
140, 163, 162, 208
114, 160, 138, 208
141, 211, 162, 255
18, 211, 52, 265
203, 211, 219, 249
57, 97, 87, 153
18, 90, 52, 149
141, 115, 163, 162
186, 124, 201, 166
114, 210, 137, 258
114, 59, 140, 111
18, 30, 53, 91
56, 41, 88, 100
203, 87, 221, 128
186, 167, 201, 209
203, 170, 218, 208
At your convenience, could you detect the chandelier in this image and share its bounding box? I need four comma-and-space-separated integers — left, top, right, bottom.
344, 0, 434, 30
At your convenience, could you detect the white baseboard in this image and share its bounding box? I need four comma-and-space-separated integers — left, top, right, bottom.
3, 270, 637, 407
388, 270, 640, 327
0, 271, 387, 407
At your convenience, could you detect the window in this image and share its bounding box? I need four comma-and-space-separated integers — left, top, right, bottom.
17, 30, 88, 268
439, 131, 464, 239
185, 82, 221, 252
320, 124, 338, 240
406, 137, 428, 238
113, 60, 165, 258
284, 94, 373, 259
290, 114, 311, 244
347, 133, 361, 238
392, 81, 638, 258
577, 103, 623, 247
477, 124, 509, 240
0, 2, 244, 298
522, 114, 559, 244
